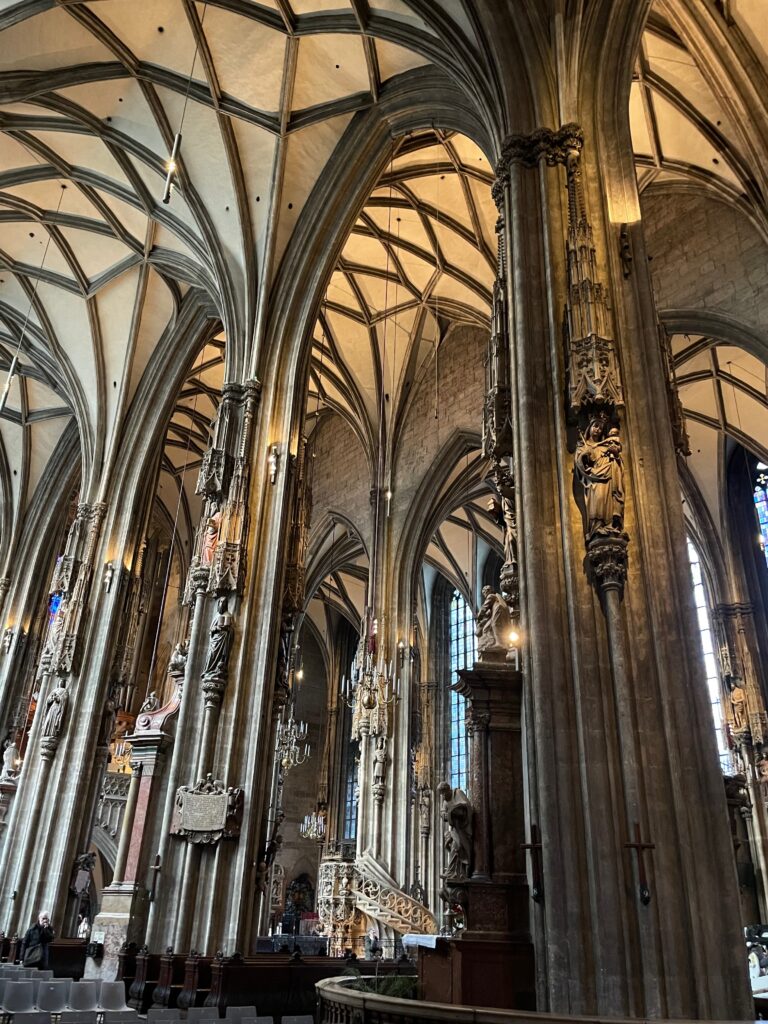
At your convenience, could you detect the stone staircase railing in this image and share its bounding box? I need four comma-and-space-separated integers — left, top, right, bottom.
317, 852, 436, 951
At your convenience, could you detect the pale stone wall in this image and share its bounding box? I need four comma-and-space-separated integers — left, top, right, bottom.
311, 412, 372, 549
642, 190, 768, 334
393, 323, 486, 527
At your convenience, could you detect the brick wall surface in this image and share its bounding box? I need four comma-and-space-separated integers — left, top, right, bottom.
393, 322, 486, 529
641, 190, 768, 335
311, 411, 372, 548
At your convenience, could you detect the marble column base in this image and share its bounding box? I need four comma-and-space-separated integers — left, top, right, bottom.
85, 884, 146, 982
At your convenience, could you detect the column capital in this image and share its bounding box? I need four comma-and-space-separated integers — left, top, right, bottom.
587, 534, 630, 596
493, 123, 585, 206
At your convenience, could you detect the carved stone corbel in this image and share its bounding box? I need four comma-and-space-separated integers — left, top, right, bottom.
587, 534, 629, 597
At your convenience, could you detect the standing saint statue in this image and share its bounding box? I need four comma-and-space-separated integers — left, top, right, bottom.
731, 682, 747, 732
201, 504, 222, 566
476, 586, 513, 654
373, 736, 387, 786
1, 738, 19, 780
574, 416, 625, 540
437, 781, 473, 881
202, 597, 234, 682
41, 682, 68, 739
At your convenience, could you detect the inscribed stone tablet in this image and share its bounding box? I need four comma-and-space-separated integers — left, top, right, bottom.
181, 791, 228, 832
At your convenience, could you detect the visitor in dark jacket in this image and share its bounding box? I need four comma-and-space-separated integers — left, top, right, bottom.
22, 912, 54, 969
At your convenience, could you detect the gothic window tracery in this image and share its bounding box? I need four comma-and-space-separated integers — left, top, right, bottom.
687, 538, 731, 773
754, 464, 768, 570
448, 590, 475, 791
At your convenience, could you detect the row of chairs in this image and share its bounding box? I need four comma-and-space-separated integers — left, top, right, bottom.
0, 973, 313, 1024
147, 1010, 311, 1024
1, 979, 132, 1014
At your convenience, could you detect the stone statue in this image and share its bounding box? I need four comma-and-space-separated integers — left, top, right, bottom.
70, 852, 96, 897
1, 739, 19, 780
731, 682, 747, 732
276, 609, 293, 695
373, 736, 387, 786
99, 686, 118, 747
201, 505, 222, 567
437, 781, 472, 881
169, 640, 188, 680
202, 597, 234, 682
476, 585, 513, 653
140, 691, 160, 713
419, 787, 431, 835
41, 682, 68, 739
574, 416, 625, 541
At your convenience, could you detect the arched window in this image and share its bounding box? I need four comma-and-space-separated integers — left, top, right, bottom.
448, 590, 476, 791
341, 734, 358, 841
754, 463, 768, 570
687, 539, 731, 772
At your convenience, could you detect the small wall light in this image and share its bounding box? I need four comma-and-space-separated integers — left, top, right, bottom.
268, 444, 280, 484
103, 561, 115, 593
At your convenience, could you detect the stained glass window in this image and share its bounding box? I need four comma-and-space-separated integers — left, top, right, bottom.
448, 590, 475, 791
687, 539, 731, 773
341, 734, 358, 841
754, 467, 768, 570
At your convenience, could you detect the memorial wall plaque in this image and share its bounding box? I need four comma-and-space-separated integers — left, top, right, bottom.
171, 774, 243, 844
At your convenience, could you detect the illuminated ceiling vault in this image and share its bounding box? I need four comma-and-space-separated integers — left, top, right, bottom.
0, 0, 488, 557
630, 1, 768, 545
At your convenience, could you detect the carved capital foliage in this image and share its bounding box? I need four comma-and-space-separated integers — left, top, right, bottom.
587, 534, 629, 596
496, 122, 584, 176
493, 123, 584, 210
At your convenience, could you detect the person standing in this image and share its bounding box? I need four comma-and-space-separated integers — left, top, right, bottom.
22, 912, 54, 968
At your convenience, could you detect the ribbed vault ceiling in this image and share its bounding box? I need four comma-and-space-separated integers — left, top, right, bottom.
0, 0, 485, 556
306, 128, 495, 460
631, 2, 768, 231
156, 332, 225, 554
672, 333, 768, 537
633, 2, 768, 547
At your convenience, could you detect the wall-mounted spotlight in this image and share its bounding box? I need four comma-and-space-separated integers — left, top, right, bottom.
268, 444, 280, 484
103, 561, 115, 593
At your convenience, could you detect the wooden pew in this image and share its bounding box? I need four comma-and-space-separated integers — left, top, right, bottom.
177, 953, 213, 1010
203, 952, 415, 1022
127, 950, 161, 1012
151, 950, 187, 1008
49, 939, 87, 979
117, 943, 138, 996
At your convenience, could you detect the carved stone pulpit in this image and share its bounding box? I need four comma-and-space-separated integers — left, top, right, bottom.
452, 657, 529, 941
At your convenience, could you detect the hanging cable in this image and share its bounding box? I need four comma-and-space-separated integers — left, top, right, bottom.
163, 2, 208, 204
434, 134, 442, 426
0, 183, 67, 416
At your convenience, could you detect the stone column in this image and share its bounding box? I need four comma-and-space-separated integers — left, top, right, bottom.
88, 718, 174, 981
491, 123, 752, 1018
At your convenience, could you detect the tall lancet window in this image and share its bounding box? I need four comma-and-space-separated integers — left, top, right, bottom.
687, 539, 730, 772
341, 735, 358, 842
755, 463, 768, 570
448, 590, 475, 791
